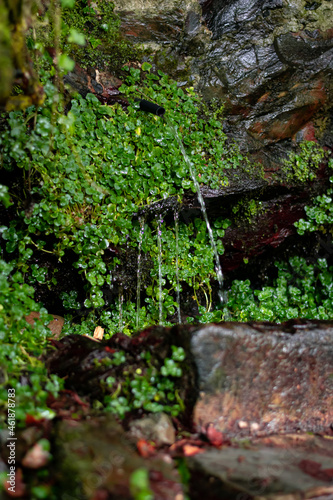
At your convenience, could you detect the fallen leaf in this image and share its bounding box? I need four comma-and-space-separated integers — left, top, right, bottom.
70, 390, 90, 407
104, 346, 116, 354
205, 424, 224, 447
169, 438, 205, 454
25, 414, 46, 426
299, 459, 333, 482
94, 326, 104, 340
22, 443, 50, 469
137, 439, 156, 458
183, 444, 205, 456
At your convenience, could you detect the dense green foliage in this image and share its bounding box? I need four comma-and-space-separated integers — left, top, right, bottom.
0, 0, 332, 445
0, 66, 242, 336
281, 140, 326, 182
0, 259, 63, 428
102, 346, 186, 418
226, 256, 333, 322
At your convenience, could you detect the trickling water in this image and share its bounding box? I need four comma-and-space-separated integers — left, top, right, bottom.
136, 217, 145, 330
167, 119, 226, 305
157, 215, 163, 324
174, 210, 181, 324
119, 287, 124, 332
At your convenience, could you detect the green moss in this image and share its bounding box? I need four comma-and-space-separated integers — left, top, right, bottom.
295, 158, 333, 234
281, 141, 326, 183
269, 0, 333, 42
61, 0, 140, 72
25, 0, 141, 88
232, 198, 266, 226
0, 2, 12, 104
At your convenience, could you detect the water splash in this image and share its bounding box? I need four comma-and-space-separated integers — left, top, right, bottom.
174, 210, 181, 324
157, 215, 163, 324
136, 216, 145, 331
167, 119, 226, 305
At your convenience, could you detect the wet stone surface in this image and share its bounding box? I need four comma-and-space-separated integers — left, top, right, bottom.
3, 321, 333, 498
191, 321, 333, 437
112, 0, 333, 167
186, 434, 333, 499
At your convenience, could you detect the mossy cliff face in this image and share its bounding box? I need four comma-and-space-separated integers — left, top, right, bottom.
0, 0, 44, 110
114, 0, 333, 168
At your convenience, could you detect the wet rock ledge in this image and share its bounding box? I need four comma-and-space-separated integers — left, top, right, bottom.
2, 320, 333, 499
46, 319, 333, 438
23, 319, 332, 499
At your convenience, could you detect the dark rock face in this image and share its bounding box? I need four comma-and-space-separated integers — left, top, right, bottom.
198, 0, 333, 163
114, 0, 333, 166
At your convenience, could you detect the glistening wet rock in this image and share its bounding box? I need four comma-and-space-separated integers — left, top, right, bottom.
112, 0, 333, 168
191, 321, 333, 437
46, 320, 333, 438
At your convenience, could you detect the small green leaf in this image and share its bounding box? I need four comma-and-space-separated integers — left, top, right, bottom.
142, 62, 152, 72
58, 54, 75, 71
61, 0, 75, 8
68, 28, 86, 46
89, 37, 102, 49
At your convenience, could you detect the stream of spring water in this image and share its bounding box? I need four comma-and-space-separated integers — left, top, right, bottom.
136, 216, 145, 330
167, 119, 226, 306
174, 210, 182, 324
118, 287, 124, 332
157, 214, 163, 323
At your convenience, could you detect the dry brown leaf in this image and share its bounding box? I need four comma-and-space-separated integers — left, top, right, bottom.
93, 326, 104, 340
183, 444, 205, 456
22, 443, 50, 469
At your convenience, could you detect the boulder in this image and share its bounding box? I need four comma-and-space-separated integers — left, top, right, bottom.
46, 320, 333, 438
191, 321, 333, 437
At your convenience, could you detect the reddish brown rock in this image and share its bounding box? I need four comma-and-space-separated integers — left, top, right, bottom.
248, 80, 327, 144
63, 64, 123, 101
25, 311, 64, 338
191, 321, 333, 437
